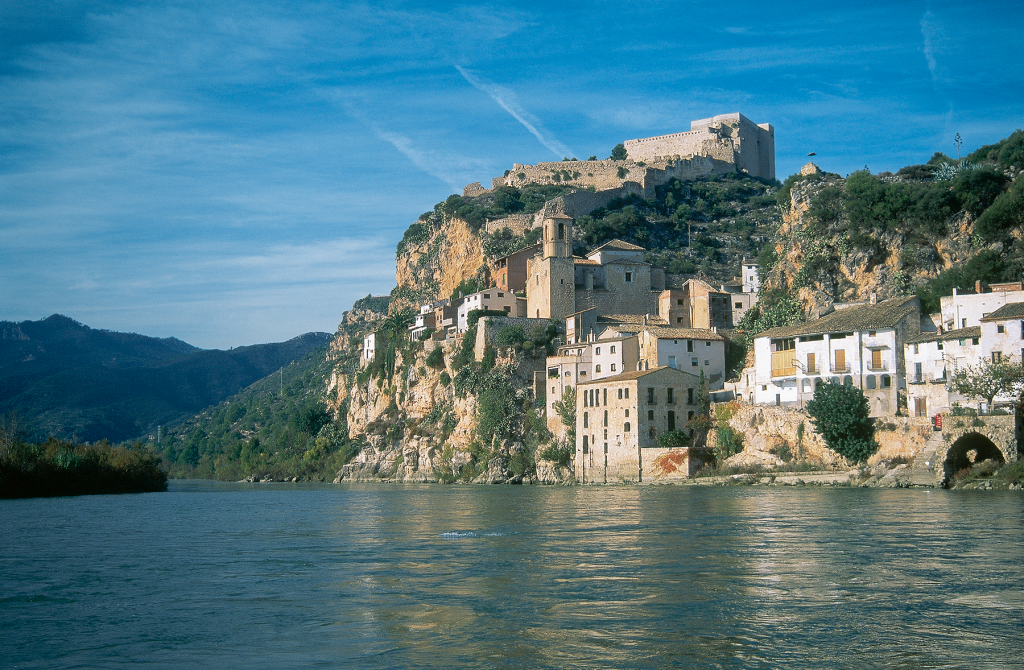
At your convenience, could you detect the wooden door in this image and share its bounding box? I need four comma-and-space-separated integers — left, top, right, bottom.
834, 349, 845, 372
807, 352, 816, 374
871, 349, 882, 370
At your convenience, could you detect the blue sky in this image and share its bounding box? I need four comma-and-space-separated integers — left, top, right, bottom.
2, 1, 1022, 349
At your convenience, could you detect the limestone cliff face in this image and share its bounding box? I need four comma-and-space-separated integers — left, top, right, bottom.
762, 178, 979, 319
331, 337, 571, 485
393, 217, 487, 312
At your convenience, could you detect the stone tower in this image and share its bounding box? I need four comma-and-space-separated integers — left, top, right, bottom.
527, 214, 577, 321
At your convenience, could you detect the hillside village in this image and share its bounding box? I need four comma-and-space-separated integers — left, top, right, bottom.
330, 116, 1024, 487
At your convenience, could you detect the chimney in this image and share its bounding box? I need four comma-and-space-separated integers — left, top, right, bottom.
870, 292, 877, 305
976, 279, 983, 293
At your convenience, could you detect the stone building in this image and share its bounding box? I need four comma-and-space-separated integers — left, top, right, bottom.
623, 113, 776, 181
659, 279, 732, 330
575, 366, 703, 484
491, 244, 540, 294
525, 215, 665, 322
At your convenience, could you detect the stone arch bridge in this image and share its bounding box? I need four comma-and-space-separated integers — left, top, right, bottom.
937, 414, 1019, 486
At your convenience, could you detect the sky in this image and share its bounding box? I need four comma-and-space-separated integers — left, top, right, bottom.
2, 1, 1022, 349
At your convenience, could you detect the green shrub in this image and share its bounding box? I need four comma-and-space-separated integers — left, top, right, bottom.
610, 143, 627, 160
439, 371, 451, 386
425, 346, 445, 370
805, 382, 877, 463
656, 429, 691, 449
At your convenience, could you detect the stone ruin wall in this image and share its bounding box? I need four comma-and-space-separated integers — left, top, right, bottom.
493, 155, 734, 199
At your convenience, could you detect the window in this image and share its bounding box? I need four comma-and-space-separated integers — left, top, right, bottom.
691, 357, 698, 367
583, 412, 589, 428
667, 388, 675, 404
866, 375, 876, 389
705, 360, 710, 366
688, 411, 695, 421
603, 411, 608, 427
583, 435, 588, 453
706, 341, 712, 346
667, 411, 676, 431
973, 338, 979, 345
647, 388, 656, 404
687, 340, 694, 352
688, 388, 694, 405
998, 324, 1006, 333
624, 388, 629, 399
618, 388, 623, 399
677, 317, 683, 324
677, 299, 683, 305
869, 330, 876, 336
610, 345, 616, 353
551, 386, 555, 394
625, 409, 629, 417
881, 375, 891, 388
565, 371, 571, 377
497, 292, 504, 297
735, 302, 742, 309
914, 344, 919, 354
595, 364, 601, 373
483, 293, 490, 299
625, 272, 632, 282
624, 422, 630, 432
558, 222, 564, 239
668, 355, 676, 369
937, 342, 943, 351
993, 351, 1003, 363
611, 364, 617, 371
603, 389, 608, 405
648, 410, 654, 420
595, 347, 601, 355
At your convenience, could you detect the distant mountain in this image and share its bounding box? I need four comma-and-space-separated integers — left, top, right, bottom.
0, 314, 332, 443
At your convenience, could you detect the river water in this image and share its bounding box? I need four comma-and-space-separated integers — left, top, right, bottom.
2, 482, 1023, 669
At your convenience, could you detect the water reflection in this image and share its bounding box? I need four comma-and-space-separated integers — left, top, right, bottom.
2, 483, 1023, 668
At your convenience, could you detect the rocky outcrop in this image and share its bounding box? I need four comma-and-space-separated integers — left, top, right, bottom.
393, 217, 487, 312
763, 177, 981, 318
719, 405, 847, 469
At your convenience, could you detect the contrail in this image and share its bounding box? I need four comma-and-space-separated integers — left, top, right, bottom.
455, 65, 573, 159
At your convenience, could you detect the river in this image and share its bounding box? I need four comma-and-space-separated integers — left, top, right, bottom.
2, 481, 1023, 669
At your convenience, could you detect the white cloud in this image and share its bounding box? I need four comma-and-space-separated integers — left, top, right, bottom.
455, 65, 573, 159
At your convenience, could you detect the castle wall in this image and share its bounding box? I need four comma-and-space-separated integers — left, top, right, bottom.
623, 113, 775, 181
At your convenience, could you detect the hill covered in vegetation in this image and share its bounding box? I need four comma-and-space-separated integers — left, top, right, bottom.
0, 315, 332, 443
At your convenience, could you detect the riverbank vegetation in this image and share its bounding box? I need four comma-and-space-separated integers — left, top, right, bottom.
0, 433, 167, 498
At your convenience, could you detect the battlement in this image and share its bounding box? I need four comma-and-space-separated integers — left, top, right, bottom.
623, 112, 775, 181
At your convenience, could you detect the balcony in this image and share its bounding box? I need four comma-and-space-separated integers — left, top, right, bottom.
771, 350, 797, 377
866, 362, 889, 372
831, 364, 850, 373
805, 363, 819, 374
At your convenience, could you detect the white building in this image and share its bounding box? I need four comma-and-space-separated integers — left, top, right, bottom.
940, 282, 1024, 330
637, 327, 727, 390
979, 302, 1024, 364
904, 326, 980, 417
592, 336, 640, 380
456, 289, 518, 332
750, 296, 920, 416
361, 332, 377, 366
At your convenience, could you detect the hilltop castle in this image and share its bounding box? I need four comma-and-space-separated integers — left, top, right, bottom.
472, 111, 775, 199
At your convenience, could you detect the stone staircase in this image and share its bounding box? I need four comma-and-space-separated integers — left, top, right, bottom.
905, 429, 944, 487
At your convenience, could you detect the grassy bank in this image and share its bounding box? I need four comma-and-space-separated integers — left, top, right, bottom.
0, 438, 167, 498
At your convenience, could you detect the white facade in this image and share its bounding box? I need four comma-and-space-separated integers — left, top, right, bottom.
637, 328, 727, 390
742, 260, 759, 293
979, 305, 1024, 364
904, 327, 980, 417
545, 344, 592, 433
940, 284, 1024, 330
362, 332, 377, 365
456, 289, 518, 332
592, 336, 640, 380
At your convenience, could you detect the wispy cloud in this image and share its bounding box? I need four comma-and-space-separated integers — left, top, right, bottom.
920, 10, 943, 87
455, 65, 573, 159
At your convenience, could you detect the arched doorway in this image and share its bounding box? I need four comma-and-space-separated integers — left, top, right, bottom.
942, 433, 1006, 486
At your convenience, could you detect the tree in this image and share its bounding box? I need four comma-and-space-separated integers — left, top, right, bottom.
656, 429, 691, 449
951, 357, 1024, 410
610, 143, 627, 160
552, 387, 577, 444
805, 382, 876, 463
